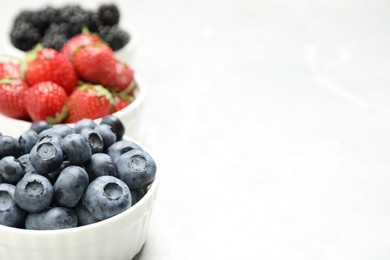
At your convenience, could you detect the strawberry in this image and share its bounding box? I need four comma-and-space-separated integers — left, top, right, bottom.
111, 93, 134, 113
73, 43, 116, 86
0, 78, 29, 119
66, 84, 113, 123
0, 60, 21, 79
25, 81, 68, 123
24, 47, 79, 94
60, 32, 102, 62
101, 61, 135, 92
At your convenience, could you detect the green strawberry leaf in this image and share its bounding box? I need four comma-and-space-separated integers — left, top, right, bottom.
46, 104, 69, 124
0, 77, 13, 85
24, 44, 43, 63
78, 84, 114, 104
118, 80, 137, 96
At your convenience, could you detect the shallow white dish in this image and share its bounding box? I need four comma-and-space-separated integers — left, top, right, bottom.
0, 136, 158, 260
0, 74, 146, 140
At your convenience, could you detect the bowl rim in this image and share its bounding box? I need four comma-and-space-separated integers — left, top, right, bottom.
0, 135, 158, 236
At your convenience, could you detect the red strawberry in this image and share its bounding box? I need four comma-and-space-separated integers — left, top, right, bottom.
24, 47, 79, 94
73, 43, 116, 85
0, 60, 21, 79
60, 33, 102, 62
66, 84, 113, 123
111, 93, 133, 113
0, 78, 29, 119
101, 61, 135, 92
25, 81, 68, 123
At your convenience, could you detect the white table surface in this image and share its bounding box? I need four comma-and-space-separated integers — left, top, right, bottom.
1, 0, 390, 259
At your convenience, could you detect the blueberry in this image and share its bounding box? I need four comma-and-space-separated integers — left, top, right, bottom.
80, 128, 104, 154
100, 115, 125, 140
39, 125, 74, 139
30, 141, 63, 174
37, 133, 63, 147
82, 176, 131, 220
74, 118, 97, 133
0, 175, 7, 184
14, 174, 53, 213
106, 140, 140, 163
130, 188, 146, 206
18, 130, 39, 155
94, 124, 116, 151
0, 183, 27, 227
0, 135, 20, 159
30, 120, 53, 134
25, 207, 77, 230
74, 202, 99, 226
17, 154, 35, 173
0, 156, 25, 184
61, 134, 92, 166
51, 124, 75, 138
85, 153, 117, 181
54, 166, 89, 208
47, 161, 71, 183
116, 149, 156, 189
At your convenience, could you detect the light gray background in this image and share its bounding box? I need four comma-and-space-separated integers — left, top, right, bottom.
1, 0, 390, 259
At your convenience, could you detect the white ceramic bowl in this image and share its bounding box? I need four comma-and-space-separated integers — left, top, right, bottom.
0, 137, 158, 260
0, 75, 146, 140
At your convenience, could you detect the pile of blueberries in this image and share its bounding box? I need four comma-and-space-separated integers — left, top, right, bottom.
10, 3, 130, 51
0, 115, 156, 230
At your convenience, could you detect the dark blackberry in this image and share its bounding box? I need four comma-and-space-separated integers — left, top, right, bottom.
85, 10, 102, 32
13, 10, 43, 30
97, 4, 120, 26
10, 21, 41, 51
41, 23, 70, 50
59, 5, 89, 36
98, 25, 130, 51
37, 6, 61, 33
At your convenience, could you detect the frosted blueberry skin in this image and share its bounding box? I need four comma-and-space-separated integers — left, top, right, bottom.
74, 201, 100, 226
18, 130, 39, 155
101, 115, 125, 140
106, 140, 141, 163
85, 153, 117, 181
0, 183, 27, 227
37, 133, 63, 147
0, 135, 20, 159
116, 149, 156, 189
94, 124, 116, 151
74, 118, 97, 134
42, 125, 75, 138
30, 141, 63, 174
0, 156, 25, 184
82, 176, 131, 221
130, 188, 146, 206
54, 166, 89, 208
80, 128, 104, 154
61, 134, 92, 166
14, 174, 53, 213
29, 120, 53, 134
25, 207, 78, 230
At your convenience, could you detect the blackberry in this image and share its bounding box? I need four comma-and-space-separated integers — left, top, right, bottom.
59, 5, 89, 36
85, 10, 102, 32
37, 6, 61, 33
13, 10, 43, 30
98, 25, 130, 51
97, 4, 120, 26
41, 23, 70, 50
10, 21, 41, 51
